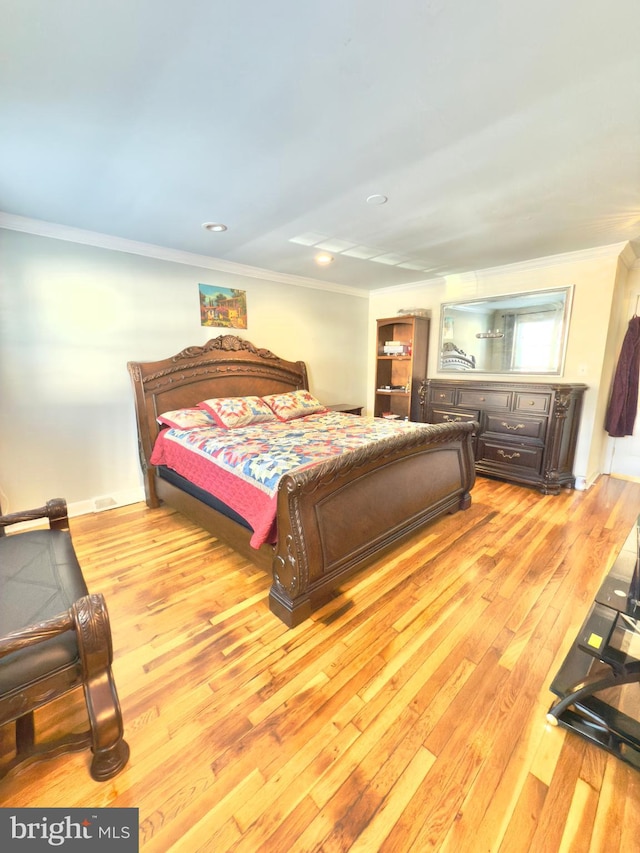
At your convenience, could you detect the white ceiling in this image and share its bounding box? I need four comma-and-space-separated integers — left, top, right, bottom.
2, 0, 639, 291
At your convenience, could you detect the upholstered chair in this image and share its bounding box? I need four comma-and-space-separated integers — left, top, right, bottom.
0, 499, 129, 781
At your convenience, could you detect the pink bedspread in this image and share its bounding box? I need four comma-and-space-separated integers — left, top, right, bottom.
150, 411, 421, 548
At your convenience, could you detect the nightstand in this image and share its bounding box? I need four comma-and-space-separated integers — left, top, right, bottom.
327, 403, 363, 416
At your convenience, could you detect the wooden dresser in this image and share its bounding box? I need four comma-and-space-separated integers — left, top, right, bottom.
423, 379, 587, 494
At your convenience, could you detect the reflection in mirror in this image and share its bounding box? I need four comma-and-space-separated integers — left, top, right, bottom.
439, 286, 573, 375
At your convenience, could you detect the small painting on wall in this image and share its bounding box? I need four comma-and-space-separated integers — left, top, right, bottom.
199, 284, 248, 329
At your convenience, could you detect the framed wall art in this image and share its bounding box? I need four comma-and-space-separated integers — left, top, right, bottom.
199, 284, 248, 329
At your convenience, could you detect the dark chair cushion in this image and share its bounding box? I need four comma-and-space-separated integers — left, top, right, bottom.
0, 530, 89, 694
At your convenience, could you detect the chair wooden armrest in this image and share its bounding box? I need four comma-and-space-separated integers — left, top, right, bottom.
0, 497, 69, 535
0, 609, 76, 659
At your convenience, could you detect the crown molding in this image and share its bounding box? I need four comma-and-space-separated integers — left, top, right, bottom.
374, 241, 633, 294
619, 240, 640, 270
0, 212, 368, 299
454, 241, 632, 283
3, 211, 634, 292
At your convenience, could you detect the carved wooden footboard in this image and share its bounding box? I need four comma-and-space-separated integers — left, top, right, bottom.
270, 421, 476, 625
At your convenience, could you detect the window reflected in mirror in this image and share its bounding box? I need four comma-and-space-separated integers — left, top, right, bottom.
439, 287, 573, 375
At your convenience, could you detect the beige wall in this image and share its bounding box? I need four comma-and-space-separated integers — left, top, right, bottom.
368, 243, 632, 487
0, 229, 369, 513
2, 226, 635, 515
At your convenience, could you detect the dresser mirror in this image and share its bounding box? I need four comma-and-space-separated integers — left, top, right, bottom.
438, 286, 573, 375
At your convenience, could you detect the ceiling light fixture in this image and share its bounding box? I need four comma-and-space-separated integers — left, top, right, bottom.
314, 252, 334, 265
366, 194, 388, 205
202, 222, 228, 232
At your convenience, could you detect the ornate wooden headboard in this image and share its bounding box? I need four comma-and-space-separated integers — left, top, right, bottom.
127, 334, 309, 479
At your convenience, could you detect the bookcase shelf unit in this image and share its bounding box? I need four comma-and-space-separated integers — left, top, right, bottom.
374, 315, 429, 422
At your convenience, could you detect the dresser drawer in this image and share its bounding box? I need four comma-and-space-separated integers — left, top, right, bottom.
458, 389, 511, 409
478, 438, 543, 473
429, 386, 456, 405
514, 392, 551, 414
429, 407, 479, 426
423, 379, 585, 494
484, 413, 546, 442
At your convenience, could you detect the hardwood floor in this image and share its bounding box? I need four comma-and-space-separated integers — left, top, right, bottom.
2, 475, 640, 851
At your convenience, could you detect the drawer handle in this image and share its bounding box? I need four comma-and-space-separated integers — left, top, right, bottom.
498, 449, 521, 460
443, 415, 462, 422
439, 393, 446, 399
501, 422, 525, 431
527, 400, 535, 406
480, 396, 486, 401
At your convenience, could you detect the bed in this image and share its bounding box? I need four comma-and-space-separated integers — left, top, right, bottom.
128, 335, 477, 627
441, 341, 476, 370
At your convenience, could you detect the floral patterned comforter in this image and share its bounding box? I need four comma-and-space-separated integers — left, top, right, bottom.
150, 411, 421, 547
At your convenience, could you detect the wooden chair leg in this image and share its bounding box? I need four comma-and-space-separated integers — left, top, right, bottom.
2, 714, 90, 779
73, 595, 130, 781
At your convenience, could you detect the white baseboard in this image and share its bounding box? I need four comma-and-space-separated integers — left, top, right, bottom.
68, 487, 146, 518
574, 470, 603, 491
607, 473, 640, 485
5, 488, 147, 532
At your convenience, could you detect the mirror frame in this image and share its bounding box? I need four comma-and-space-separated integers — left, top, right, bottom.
438, 285, 574, 376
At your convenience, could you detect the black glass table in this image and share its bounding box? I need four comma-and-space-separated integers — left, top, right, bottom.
547, 517, 640, 770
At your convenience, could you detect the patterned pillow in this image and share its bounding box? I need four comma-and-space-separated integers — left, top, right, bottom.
261, 390, 327, 421
157, 408, 217, 429
198, 396, 277, 429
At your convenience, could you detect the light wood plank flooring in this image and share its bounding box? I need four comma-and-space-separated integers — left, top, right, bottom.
2, 475, 640, 851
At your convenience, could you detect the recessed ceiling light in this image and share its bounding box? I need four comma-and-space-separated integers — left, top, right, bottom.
202, 222, 228, 232
314, 252, 334, 265
366, 194, 388, 205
